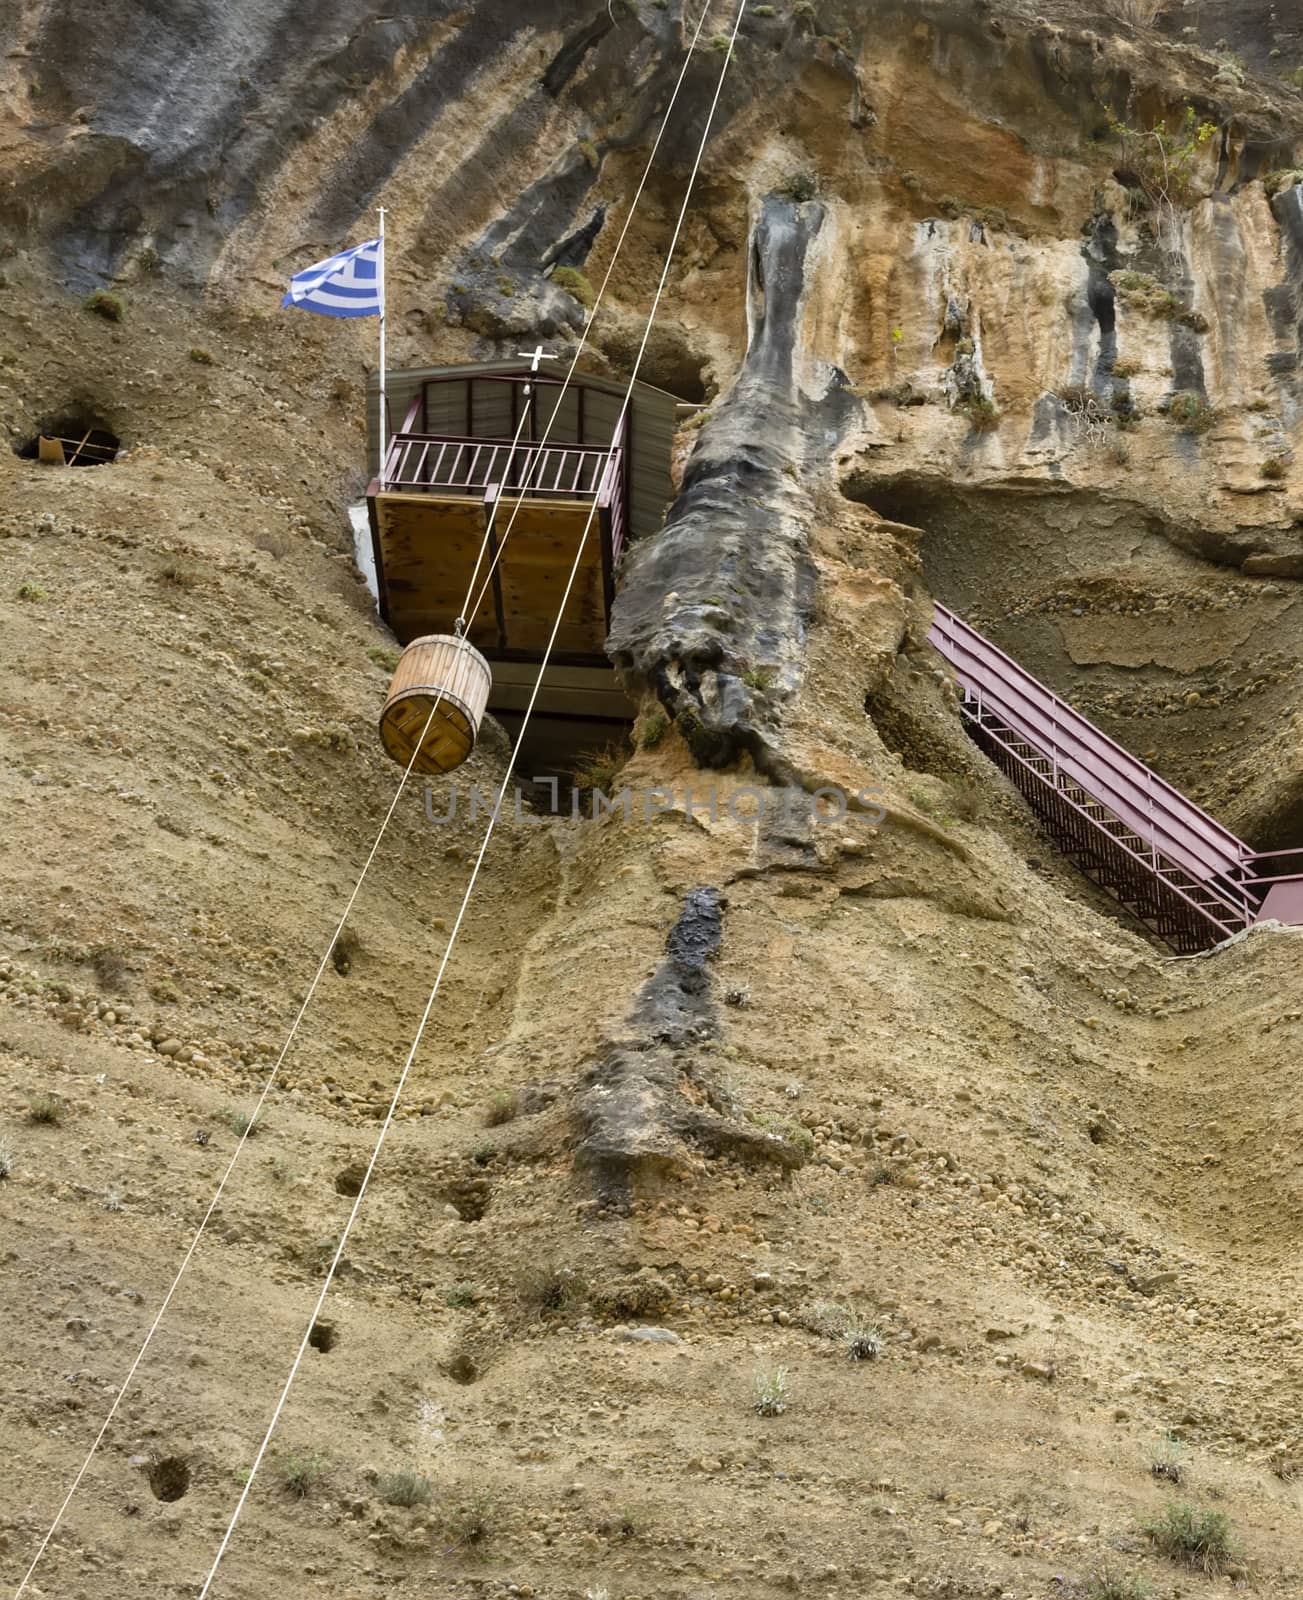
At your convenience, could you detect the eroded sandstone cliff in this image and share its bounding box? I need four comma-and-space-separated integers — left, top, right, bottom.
6, 4, 1303, 1598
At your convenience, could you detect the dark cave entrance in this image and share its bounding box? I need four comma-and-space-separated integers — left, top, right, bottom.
1249, 780, 1303, 856
15, 412, 121, 466
146, 1456, 191, 1502
491, 707, 633, 795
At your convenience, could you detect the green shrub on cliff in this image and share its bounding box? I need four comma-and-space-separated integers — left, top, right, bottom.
1166, 391, 1216, 435
959, 394, 1000, 432
1109, 270, 1177, 319
550, 266, 595, 309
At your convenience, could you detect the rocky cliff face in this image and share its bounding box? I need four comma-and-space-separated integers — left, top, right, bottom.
9, 0, 1303, 833
6, 4, 1303, 1598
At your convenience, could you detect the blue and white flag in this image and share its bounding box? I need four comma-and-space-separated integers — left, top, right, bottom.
282, 237, 383, 318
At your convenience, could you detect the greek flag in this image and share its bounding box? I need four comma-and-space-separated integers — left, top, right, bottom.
281, 237, 382, 318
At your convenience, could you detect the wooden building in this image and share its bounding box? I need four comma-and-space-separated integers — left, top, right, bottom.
365, 359, 679, 752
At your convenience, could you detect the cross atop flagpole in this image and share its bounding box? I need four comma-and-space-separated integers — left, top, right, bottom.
516, 344, 546, 402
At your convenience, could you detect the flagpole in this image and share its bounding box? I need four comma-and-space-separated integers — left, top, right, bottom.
377, 207, 387, 484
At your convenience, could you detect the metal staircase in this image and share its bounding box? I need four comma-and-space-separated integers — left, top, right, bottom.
928, 603, 1303, 954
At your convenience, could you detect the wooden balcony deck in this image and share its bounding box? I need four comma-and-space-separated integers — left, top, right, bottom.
367, 426, 626, 663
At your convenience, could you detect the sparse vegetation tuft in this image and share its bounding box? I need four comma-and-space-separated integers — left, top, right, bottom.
1142, 1501, 1239, 1574
441, 1490, 498, 1551
753, 1113, 815, 1160
518, 1261, 587, 1319
1109, 270, 1178, 319
588, 1275, 675, 1321
443, 1280, 478, 1308
17, 581, 46, 602
367, 644, 400, 672
485, 1089, 519, 1126
572, 743, 626, 795
638, 710, 668, 750
1066, 1566, 1153, 1600
1260, 453, 1289, 480
84, 290, 124, 322
753, 1364, 791, 1416
189, 346, 214, 365
216, 1106, 265, 1139
26, 1093, 64, 1125
1102, 0, 1165, 22
378, 1467, 433, 1507
844, 1322, 885, 1361
274, 1449, 328, 1499
958, 394, 1000, 432
1149, 1433, 1186, 1485
1166, 390, 1217, 434
0, 1139, 14, 1178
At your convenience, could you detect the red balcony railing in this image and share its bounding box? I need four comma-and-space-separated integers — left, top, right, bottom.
381, 432, 621, 499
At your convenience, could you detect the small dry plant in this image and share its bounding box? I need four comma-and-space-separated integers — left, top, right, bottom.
753, 1365, 791, 1416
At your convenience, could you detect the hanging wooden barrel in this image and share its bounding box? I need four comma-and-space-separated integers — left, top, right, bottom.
378, 634, 492, 775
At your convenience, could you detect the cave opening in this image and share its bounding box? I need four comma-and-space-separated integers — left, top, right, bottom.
1249, 781, 1303, 856
491, 709, 633, 793
146, 1456, 191, 1502
15, 412, 121, 467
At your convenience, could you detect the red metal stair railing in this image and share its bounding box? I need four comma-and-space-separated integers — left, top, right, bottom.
927, 603, 1303, 954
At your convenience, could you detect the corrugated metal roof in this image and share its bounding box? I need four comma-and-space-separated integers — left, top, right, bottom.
366, 358, 681, 540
